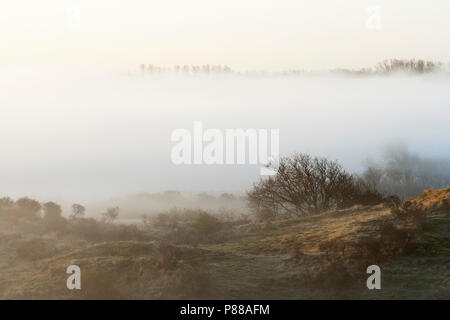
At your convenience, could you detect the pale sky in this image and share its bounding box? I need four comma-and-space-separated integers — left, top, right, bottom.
1, 1, 450, 203
1, 0, 450, 71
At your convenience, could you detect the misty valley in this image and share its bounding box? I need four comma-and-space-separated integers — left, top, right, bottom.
0, 143, 449, 299
0, 60, 449, 300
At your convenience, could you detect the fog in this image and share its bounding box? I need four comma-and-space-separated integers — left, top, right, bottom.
1, 67, 449, 208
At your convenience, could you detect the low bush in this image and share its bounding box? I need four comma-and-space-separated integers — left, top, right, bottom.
157, 265, 214, 299
79, 268, 124, 299
391, 200, 426, 226
155, 242, 184, 270
144, 209, 226, 245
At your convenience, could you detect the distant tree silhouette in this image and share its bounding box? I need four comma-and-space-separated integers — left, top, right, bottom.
362, 145, 450, 198
43, 202, 62, 220
70, 203, 86, 219
0, 197, 14, 211
16, 197, 41, 219
375, 59, 440, 74
102, 207, 119, 223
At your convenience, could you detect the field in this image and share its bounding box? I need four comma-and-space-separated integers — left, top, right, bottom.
0, 188, 448, 299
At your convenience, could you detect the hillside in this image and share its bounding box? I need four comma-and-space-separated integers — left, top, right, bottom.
0, 188, 448, 299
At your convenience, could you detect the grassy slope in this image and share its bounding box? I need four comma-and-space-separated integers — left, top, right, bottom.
0, 189, 448, 299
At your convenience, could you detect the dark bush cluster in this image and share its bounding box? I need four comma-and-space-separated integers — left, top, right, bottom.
143, 209, 242, 245
390, 200, 426, 226
0, 197, 42, 220
0, 196, 148, 242
247, 154, 382, 220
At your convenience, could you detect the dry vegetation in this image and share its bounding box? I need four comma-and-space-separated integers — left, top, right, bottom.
136, 59, 448, 76
0, 154, 448, 299
0, 186, 448, 299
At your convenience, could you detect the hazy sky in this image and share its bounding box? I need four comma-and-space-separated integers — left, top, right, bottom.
1, 1, 449, 205
1, 71, 449, 202
1, 0, 450, 71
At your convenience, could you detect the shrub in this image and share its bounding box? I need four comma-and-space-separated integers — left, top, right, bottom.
248, 154, 382, 220
391, 200, 426, 226
16, 238, 56, 261
0, 197, 14, 212
147, 209, 225, 245
191, 211, 222, 235
70, 204, 86, 219
316, 220, 418, 288
101, 207, 119, 223
0, 197, 42, 221
80, 268, 124, 299
155, 242, 183, 270
66, 217, 149, 242
69, 218, 102, 241
15, 197, 41, 220
157, 265, 214, 299
297, 242, 355, 291
383, 195, 401, 208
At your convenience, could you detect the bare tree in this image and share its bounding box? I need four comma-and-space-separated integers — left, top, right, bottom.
70, 203, 86, 219
102, 207, 119, 223
375, 59, 440, 74
362, 144, 450, 199
248, 154, 381, 220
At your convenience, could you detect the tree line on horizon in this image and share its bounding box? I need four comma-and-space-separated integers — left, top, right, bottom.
137, 59, 449, 76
